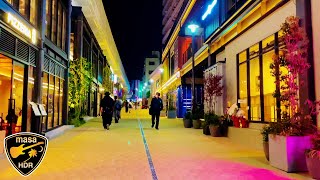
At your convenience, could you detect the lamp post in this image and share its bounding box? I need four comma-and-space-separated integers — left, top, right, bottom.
187, 24, 199, 113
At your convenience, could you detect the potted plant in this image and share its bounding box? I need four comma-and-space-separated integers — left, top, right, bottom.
268, 16, 318, 172
192, 108, 201, 129
167, 105, 176, 119
305, 132, 320, 179
219, 115, 229, 137
203, 113, 211, 135
261, 125, 273, 161
207, 113, 221, 137
183, 111, 192, 128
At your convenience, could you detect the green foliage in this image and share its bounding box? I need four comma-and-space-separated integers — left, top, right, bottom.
261, 125, 273, 142
191, 106, 203, 120
102, 66, 113, 93
204, 112, 220, 126
68, 57, 93, 126
146, 91, 151, 98
184, 111, 192, 120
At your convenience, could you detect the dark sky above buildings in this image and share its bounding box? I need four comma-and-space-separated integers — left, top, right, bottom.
104, 1, 162, 81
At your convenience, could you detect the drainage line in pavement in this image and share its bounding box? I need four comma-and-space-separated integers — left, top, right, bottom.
138, 118, 158, 180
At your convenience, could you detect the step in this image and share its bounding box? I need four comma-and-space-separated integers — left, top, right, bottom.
45, 125, 75, 140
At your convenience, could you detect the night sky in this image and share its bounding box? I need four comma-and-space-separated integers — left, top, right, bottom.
104, 1, 163, 81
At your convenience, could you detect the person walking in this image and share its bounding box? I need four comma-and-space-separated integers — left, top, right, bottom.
150, 92, 163, 130
100, 92, 114, 130
114, 96, 122, 123
124, 100, 129, 113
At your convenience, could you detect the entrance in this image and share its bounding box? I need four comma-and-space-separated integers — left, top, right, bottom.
0, 54, 25, 135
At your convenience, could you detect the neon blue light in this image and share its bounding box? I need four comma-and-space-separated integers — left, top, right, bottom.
187, 24, 199, 33
202, 0, 217, 20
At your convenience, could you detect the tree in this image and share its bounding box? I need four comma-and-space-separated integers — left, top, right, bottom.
204, 73, 223, 113
102, 66, 113, 93
68, 57, 93, 126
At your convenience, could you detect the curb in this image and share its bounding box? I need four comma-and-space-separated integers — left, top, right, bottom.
45, 125, 75, 140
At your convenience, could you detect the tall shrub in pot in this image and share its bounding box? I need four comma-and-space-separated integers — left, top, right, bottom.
203, 73, 223, 114
268, 16, 318, 172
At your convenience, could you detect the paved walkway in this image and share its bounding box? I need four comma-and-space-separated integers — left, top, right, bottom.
0, 109, 312, 180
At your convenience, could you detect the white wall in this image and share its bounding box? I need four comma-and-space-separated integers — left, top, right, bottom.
311, 0, 320, 128
225, 1, 296, 105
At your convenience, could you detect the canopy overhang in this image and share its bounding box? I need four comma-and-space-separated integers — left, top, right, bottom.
72, 0, 129, 90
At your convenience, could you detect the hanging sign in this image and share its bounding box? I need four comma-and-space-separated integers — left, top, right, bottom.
38, 104, 47, 116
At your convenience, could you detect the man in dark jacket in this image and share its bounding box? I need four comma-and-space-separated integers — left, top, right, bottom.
150, 92, 163, 130
100, 92, 114, 130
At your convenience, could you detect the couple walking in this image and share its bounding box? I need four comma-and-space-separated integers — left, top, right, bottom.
100, 92, 122, 130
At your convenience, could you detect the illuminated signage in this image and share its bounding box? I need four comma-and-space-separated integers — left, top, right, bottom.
7, 13, 37, 44
187, 24, 199, 33
202, 0, 217, 20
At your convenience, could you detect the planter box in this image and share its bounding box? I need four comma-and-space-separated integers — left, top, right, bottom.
183, 119, 192, 128
269, 135, 311, 172
0, 130, 5, 154
306, 155, 320, 179
192, 120, 201, 129
167, 110, 176, 119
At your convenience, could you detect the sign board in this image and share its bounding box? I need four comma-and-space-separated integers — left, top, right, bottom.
238, 99, 247, 104
38, 104, 47, 116
6, 13, 37, 44
29, 102, 41, 116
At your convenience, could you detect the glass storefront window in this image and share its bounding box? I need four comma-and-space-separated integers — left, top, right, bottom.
0, 55, 13, 122
47, 75, 54, 129
239, 51, 246, 63
42, 73, 48, 131
27, 66, 34, 132
263, 51, 276, 122
239, 62, 248, 119
249, 58, 261, 121
59, 79, 63, 125
12, 62, 25, 119
54, 77, 59, 127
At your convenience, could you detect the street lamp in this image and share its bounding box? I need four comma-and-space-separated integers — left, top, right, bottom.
188, 23, 199, 113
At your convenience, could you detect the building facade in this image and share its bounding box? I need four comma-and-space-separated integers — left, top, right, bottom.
0, 0, 71, 135
162, 0, 188, 46
70, 6, 111, 117
158, 0, 319, 148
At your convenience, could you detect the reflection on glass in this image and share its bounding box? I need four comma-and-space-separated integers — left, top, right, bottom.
263, 51, 276, 122
0, 55, 13, 121
12, 62, 24, 116
239, 63, 248, 119
250, 58, 261, 121
27, 66, 34, 132
54, 77, 59, 127
59, 79, 63, 125
42, 73, 48, 130
47, 75, 54, 129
